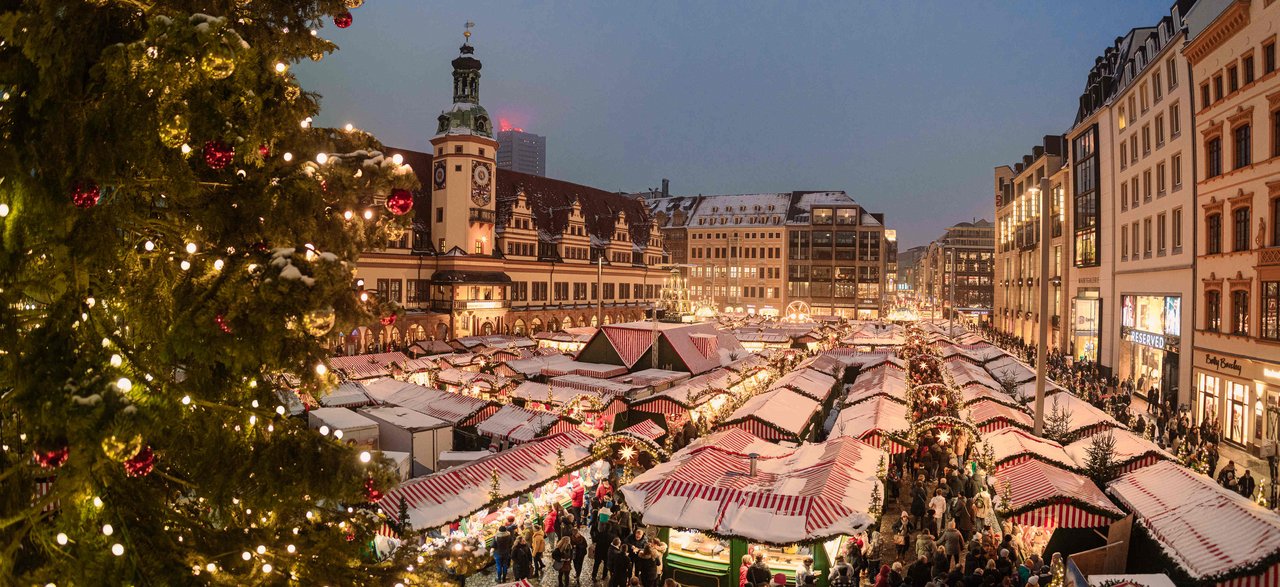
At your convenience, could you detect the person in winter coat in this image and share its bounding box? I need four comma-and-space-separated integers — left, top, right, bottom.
829, 565, 855, 587
905, 556, 932, 586
971, 491, 991, 533
634, 547, 659, 587
545, 506, 561, 546
511, 535, 535, 581
888, 561, 905, 587
572, 482, 587, 525
553, 536, 574, 587
914, 530, 936, 561
608, 538, 632, 587
493, 526, 514, 583
939, 521, 964, 564
892, 511, 913, 558
739, 555, 754, 587
748, 553, 773, 587
928, 490, 948, 536
571, 531, 589, 584
532, 528, 547, 576
930, 546, 950, 577
872, 564, 892, 587
1239, 470, 1257, 498
592, 521, 615, 581
954, 496, 974, 537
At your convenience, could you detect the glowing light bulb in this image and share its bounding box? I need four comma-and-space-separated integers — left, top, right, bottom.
181, 143, 192, 154
251, 399, 259, 408
102, 524, 113, 536
109, 354, 122, 367
300, 117, 312, 129
318, 425, 330, 436
287, 544, 296, 553
180, 260, 191, 271
391, 153, 404, 165
111, 543, 124, 556
343, 210, 354, 220
213, 259, 224, 271
93, 496, 103, 508
344, 123, 354, 132
256, 545, 266, 554
315, 152, 328, 164
185, 242, 197, 254
276, 406, 285, 416
206, 563, 217, 573
333, 429, 344, 439
115, 378, 132, 392
282, 152, 293, 162
144, 240, 155, 251
0, 203, 9, 217
362, 209, 373, 220
274, 62, 287, 73
55, 533, 67, 545
359, 291, 369, 302
359, 451, 371, 463
262, 563, 273, 573
242, 551, 252, 561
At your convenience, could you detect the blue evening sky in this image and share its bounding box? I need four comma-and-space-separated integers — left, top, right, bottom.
297, 0, 1174, 249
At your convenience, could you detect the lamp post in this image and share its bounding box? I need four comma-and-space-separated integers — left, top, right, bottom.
1032, 177, 1052, 435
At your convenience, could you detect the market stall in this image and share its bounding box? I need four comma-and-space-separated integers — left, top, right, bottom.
360, 406, 454, 475
308, 407, 381, 448
769, 368, 838, 404
317, 380, 377, 409
943, 357, 1002, 389
475, 404, 576, 447
1064, 428, 1174, 474
991, 458, 1124, 530
362, 379, 499, 427
1041, 393, 1126, 440
717, 388, 821, 443
842, 364, 909, 406
328, 352, 411, 381
1107, 460, 1280, 586
982, 427, 1077, 473
830, 396, 911, 454
965, 398, 1035, 433
621, 429, 886, 587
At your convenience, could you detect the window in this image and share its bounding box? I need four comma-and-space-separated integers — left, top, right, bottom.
1213, 74, 1224, 102
1206, 290, 1222, 332
1264, 281, 1280, 340
1157, 162, 1167, 195
1232, 289, 1250, 336
1156, 114, 1165, 146
1120, 142, 1128, 168
1143, 124, 1151, 155
1170, 103, 1181, 136
474, 240, 483, 255
1132, 221, 1140, 258
1073, 126, 1100, 267
1167, 58, 1178, 89
1158, 212, 1167, 255
1121, 182, 1129, 210
1122, 224, 1129, 259
1132, 177, 1140, 208
1244, 55, 1256, 84
1207, 137, 1223, 178
1119, 105, 1127, 130
1235, 124, 1252, 169
1131, 135, 1139, 163
1201, 83, 1211, 109
1143, 169, 1153, 202
1274, 110, 1280, 158
1173, 207, 1183, 251
1154, 72, 1163, 101
1172, 153, 1182, 188
454, 145, 463, 154
1274, 197, 1280, 247
1207, 213, 1223, 254
1144, 217, 1152, 257
1141, 83, 1149, 112
1234, 206, 1251, 252
1228, 65, 1239, 93
1266, 41, 1277, 74
436, 207, 444, 223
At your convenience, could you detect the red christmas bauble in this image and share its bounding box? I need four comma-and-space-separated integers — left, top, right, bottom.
215, 314, 233, 334
258, 144, 270, 158
334, 12, 353, 28
385, 188, 413, 216
71, 182, 101, 209
123, 445, 155, 477
34, 446, 70, 468
202, 140, 234, 170
380, 313, 397, 326
364, 477, 383, 501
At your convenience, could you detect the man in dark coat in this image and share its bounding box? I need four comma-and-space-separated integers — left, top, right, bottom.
905, 555, 932, 586
608, 538, 632, 587
592, 520, 616, 581
1238, 470, 1257, 498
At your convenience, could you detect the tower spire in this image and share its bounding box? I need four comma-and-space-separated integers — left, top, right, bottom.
464, 20, 474, 44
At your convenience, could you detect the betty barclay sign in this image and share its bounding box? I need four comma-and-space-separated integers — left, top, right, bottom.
1196, 351, 1280, 382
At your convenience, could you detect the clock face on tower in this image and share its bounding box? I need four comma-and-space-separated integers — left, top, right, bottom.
471, 161, 492, 206
433, 161, 447, 190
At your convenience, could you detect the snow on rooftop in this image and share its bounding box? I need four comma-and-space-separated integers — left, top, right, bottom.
360, 406, 450, 431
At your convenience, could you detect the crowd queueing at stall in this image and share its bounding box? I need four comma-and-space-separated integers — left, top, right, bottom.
977, 324, 1280, 509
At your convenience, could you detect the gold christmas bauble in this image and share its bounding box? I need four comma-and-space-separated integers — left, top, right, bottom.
200, 44, 236, 79
283, 85, 301, 101
157, 108, 188, 148
102, 434, 143, 462
309, 52, 324, 62
344, 0, 364, 8
303, 306, 336, 337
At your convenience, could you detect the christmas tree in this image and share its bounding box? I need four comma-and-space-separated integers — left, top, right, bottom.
1083, 429, 1118, 485
1042, 396, 1074, 443
0, 1, 421, 583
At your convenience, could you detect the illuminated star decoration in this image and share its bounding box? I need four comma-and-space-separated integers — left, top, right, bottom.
938, 431, 952, 444
618, 446, 636, 461
929, 394, 941, 404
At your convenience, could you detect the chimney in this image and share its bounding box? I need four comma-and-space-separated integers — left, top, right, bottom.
748, 453, 758, 476
661, 178, 669, 198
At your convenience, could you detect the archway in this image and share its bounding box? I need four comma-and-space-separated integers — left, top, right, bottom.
604, 314, 613, 325
577, 315, 588, 328
548, 318, 561, 332
434, 322, 448, 341
411, 324, 426, 342
513, 319, 527, 335
481, 320, 494, 335
590, 315, 599, 327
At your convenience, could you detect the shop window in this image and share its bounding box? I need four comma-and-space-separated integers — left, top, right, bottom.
1198, 372, 1220, 427
1263, 281, 1280, 340
1228, 381, 1249, 445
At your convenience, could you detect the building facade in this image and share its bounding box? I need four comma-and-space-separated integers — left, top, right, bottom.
496, 127, 547, 177
994, 137, 1070, 349
349, 40, 664, 349
1186, 0, 1280, 452
1108, 9, 1196, 413
922, 220, 995, 324
649, 191, 890, 319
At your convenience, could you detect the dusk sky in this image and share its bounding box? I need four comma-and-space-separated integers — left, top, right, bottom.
298, 0, 1173, 249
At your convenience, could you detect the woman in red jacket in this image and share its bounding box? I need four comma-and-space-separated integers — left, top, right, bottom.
739, 554, 753, 587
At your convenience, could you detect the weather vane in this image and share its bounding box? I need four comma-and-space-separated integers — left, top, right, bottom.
464, 21, 475, 42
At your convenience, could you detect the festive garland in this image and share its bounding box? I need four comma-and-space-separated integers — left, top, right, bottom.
842, 391, 908, 408
994, 492, 1123, 523
992, 453, 1083, 474
593, 432, 670, 460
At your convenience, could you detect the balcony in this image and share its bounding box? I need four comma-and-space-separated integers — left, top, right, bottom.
431, 299, 510, 312
469, 207, 496, 224
1260, 247, 1280, 267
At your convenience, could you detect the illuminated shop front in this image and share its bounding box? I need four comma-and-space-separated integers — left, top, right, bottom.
1193, 351, 1280, 451
1071, 290, 1100, 363
1117, 294, 1182, 408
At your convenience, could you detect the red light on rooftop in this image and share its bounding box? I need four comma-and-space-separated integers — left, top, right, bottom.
499, 117, 512, 132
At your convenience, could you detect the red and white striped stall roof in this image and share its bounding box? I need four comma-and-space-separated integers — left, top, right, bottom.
328, 352, 410, 380
831, 396, 909, 443
983, 427, 1076, 472
620, 434, 886, 543
944, 357, 1001, 389
379, 429, 595, 530
362, 380, 495, 427
1064, 428, 1173, 473
721, 388, 820, 442
540, 361, 629, 379
1044, 393, 1125, 438
771, 368, 837, 402
965, 399, 1034, 432
1108, 460, 1280, 585
937, 342, 1005, 364
959, 383, 1018, 407
990, 459, 1122, 528
619, 419, 667, 442
845, 364, 908, 405
476, 404, 565, 443
985, 356, 1036, 384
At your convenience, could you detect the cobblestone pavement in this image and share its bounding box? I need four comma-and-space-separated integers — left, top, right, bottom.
463, 528, 604, 587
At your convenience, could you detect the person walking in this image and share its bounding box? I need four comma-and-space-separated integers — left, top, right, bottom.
532, 526, 547, 577
512, 535, 534, 581
554, 536, 574, 587
739, 555, 754, 587
929, 489, 948, 536
571, 530, 589, 585
892, 512, 912, 560
1238, 470, 1257, 499
940, 521, 964, 566
591, 520, 615, 582
635, 547, 659, 587
493, 523, 514, 583
608, 537, 632, 587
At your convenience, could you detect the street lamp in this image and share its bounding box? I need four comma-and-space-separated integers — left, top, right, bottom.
1030, 177, 1052, 435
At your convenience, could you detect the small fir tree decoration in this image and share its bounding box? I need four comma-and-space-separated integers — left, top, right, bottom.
1043, 396, 1074, 443
867, 483, 883, 519
555, 447, 566, 473
396, 496, 411, 538
546, 382, 556, 411
1084, 429, 1119, 485
980, 441, 996, 471
876, 455, 887, 480
489, 467, 502, 503
999, 480, 1014, 515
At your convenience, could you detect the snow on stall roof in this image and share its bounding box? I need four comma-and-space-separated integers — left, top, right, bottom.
510, 380, 605, 405
964, 399, 1034, 429
620, 433, 886, 543
360, 406, 450, 432
502, 353, 575, 377
1065, 428, 1173, 469
985, 356, 1036, 384
983, 427, 1075, 469
476, 404, 563, 443
831, 396, 909, 440
1086, 575, 1178, 587
1107, 460, 1280, 581
308, 407, 379, 431
318, 381, 375, 408
328, 352, 409, 380
724, 388, 819, 436
1045, 393, 1124, 436
991, 458, 1122, 517
611, 368, 691, 389
539, 359, 627, 379
770, 368, 836, 402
